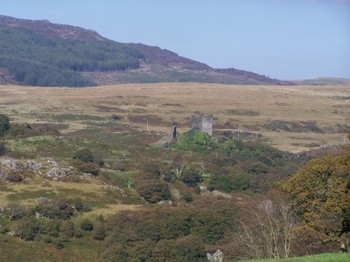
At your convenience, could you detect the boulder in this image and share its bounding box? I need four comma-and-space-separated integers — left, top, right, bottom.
207, 249, 224, 262
0, 159, 17, 169
46, 167, 66, 179
26, 160, 43, 170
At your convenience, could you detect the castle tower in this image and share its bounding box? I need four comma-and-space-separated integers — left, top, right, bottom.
191, 113, 213, 136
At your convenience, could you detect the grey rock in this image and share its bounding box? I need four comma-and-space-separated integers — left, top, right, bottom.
207, 249, 224, 262
46, 167, 66, 179
26, 160, 43, 170
0, 159, 17, 169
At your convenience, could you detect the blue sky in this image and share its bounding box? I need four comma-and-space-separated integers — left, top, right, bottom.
1, 0, 350, 80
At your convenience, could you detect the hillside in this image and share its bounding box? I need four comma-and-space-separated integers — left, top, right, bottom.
0, 83, 349, 261
292, 77, 350, 86
0, 15, 287, 87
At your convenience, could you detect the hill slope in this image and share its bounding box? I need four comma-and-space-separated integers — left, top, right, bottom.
292, 77, 350, 86
0, 15, 287, 86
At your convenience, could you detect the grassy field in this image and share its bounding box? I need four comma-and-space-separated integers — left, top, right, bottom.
0, 83, 349, 153
242, 253, 350, 262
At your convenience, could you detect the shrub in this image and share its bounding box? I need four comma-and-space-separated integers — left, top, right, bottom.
72, 160, 99, 175
15, 218, 41, 241
0, 114, 10, 137
73, 199, 92, 212
80, 219, 94, 231
5, 171, 23, 183
181, 167, 202, 187
173, 130, 216, 154
137, 181, 171, 203
73, 148, 94, 163
35, 198, 74, 220
152, 236, 206, 262
208, 168, 250, 192
181, 192, 193, 203
93, 221, 106, 240
4, 203, 29, 221
0, 225, 9, 234
61, 220, 75, 238
0, 143, 5, 155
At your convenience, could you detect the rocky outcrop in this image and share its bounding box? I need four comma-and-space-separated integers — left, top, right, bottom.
46, 167, 66, 180
0, 159, 17, 169
25, 160, 43, 170
0, 157, 74, 181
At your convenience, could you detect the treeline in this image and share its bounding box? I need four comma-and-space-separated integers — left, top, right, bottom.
0, 25, 144, 86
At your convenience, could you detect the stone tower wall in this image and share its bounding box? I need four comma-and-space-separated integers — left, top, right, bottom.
191, 113, 213, 136
191, 114, 203, 131
201, 114, 213, 136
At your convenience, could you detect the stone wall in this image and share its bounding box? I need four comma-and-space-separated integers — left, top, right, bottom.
191, 113, 213, 136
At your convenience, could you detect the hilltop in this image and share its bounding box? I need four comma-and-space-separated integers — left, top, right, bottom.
0, 15, 288, 87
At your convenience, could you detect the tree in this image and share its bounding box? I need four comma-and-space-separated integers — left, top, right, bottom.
282, 137, 350, 253
238, 194, 295, 259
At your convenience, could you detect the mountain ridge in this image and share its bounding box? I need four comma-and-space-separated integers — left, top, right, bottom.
0, 15, 291, 86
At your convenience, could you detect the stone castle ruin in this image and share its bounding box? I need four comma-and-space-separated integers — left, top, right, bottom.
162, 113, 213, 145
191, 113, 213, 136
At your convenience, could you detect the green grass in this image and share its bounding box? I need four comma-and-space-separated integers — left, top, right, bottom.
0, 234, 104, 262
242, 253, 349, 262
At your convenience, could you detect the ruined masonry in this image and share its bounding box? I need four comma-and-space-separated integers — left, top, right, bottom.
191, 113, 213, 136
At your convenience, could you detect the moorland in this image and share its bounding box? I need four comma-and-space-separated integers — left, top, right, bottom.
0, 83, 349, 261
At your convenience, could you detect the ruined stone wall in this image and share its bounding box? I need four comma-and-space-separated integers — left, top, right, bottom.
191, 113, 213, 136
201, 114, 213, 136
191, 113, 203, 131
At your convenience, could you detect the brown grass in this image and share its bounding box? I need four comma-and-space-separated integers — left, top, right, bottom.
0, 83, 349, 152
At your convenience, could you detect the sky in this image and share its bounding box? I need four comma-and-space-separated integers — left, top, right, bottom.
1, 0, 350, 80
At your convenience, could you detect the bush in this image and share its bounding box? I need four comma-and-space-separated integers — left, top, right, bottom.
93, 221, 106, 240
15, 218, 41, 241
181, 192, 193, 203
0, 143, 5, 156
61, 220, 75, 238
73, 199, 92, 212
173, 130, 216, 154
4, 203, 29, 221
5, 171, 23, 183
73, 148, 94, 163
152, 236, 206, 262
80, 219, 94, 231
73, 160, 99, 176
181, 167, 202, 187
0, 114, 10, 137
137, 181, 171, 203
35, 198, 75, 220
208, 168, 250, 192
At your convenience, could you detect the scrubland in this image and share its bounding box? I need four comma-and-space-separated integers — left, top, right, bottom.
0, 83, 349, 261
